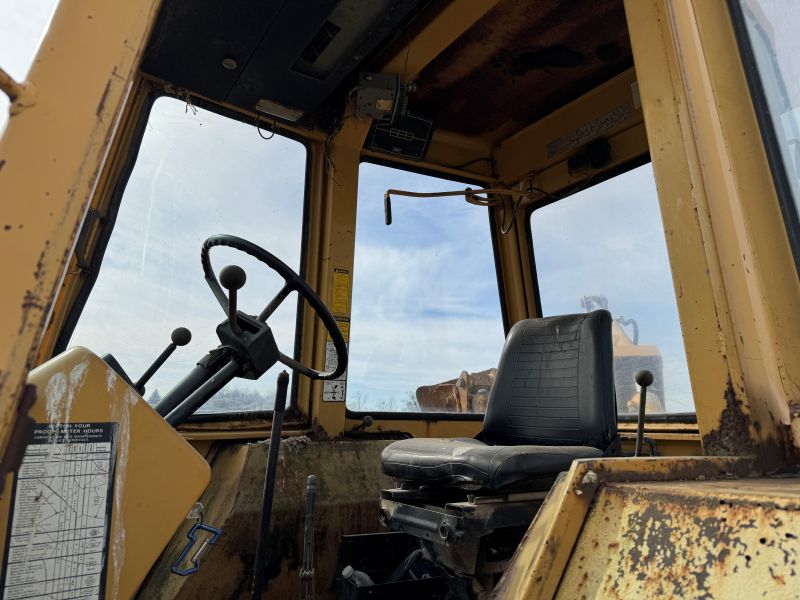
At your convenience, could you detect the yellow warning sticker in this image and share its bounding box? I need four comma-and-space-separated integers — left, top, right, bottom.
328, 317, 350, 343
332, 268, 351, 315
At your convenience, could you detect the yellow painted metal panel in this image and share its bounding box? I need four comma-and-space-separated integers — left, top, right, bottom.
495, 67, 644, 186
558, 478, 800, 598
494, 456, 754, 600
0, 0, 161, 461
0, 348, 209, 599
625, 0, 800, 461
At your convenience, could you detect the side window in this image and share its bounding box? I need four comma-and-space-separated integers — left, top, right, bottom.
530, 163, 694, 415
733, 0, 800, 263
69, 97, 307, 414
346, 164, 506, 414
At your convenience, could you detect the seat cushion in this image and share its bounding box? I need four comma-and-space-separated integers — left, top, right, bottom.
381, 438, 603, 491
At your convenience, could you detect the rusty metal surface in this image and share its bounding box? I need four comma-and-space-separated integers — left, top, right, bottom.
557, 478, 800, 599
411, 0, 632, 140
492, 457, 756, 600
139, 439, 394, 599
627, 0, 800, 468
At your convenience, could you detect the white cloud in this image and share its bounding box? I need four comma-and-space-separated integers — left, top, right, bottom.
348, 164, 506, 411
532, 164, 694, 412
69, 98, 306, 412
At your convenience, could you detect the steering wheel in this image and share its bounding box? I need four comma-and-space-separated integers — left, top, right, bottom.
200, 234, 347, 380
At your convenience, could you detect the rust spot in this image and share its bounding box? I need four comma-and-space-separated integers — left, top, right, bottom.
591, 456, 754, 483
96, 79, 111, 118
33, 242, 48, 281
3, 225, 11, 231
0, 384, 36, 496
21, 291, 44, 311
701, 378, 757, 457
492, 44, 587, 76
411, 0, 632, 136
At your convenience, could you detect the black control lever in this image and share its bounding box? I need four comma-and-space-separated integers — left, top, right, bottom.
634, 369, 654, 457
134, 327, 192, 395
220, 265, 246, 334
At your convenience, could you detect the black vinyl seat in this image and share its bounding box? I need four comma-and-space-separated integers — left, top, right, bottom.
381, 310, 617, 492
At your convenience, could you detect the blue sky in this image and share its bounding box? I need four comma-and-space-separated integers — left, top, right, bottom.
0, 0, 58, 132
348, 165, 506, 411
68, 98, 306, 412
2, 0, 707, 415
532, 164, 693, 412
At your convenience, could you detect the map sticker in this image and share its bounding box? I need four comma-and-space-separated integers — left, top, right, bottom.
1, 423, 117, 600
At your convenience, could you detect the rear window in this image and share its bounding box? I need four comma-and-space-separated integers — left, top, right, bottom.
529, 163, 694, 415
345, 164, 506, 414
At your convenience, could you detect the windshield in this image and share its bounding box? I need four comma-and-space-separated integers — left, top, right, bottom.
69, 97, 307, 413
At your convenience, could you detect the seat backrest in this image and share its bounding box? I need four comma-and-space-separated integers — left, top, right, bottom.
482, 310, 616, 449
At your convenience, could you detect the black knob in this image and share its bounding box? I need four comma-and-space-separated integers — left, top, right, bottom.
171, 327, 192, 347
220, 265, 246, 291
635, 369, 654, 387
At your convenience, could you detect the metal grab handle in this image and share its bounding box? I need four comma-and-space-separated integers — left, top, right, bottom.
171, 522, 222, 576
299, 475, 317, 600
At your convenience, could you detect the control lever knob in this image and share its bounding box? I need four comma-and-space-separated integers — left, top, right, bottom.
135, 326, 193, 396
220, 265, 246, 291
634, 369, 654, 457
635, 369, 654, 388
172, 327, 192, 347
220, 265, 246, 334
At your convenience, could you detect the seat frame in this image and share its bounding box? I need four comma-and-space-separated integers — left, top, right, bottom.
377, 312, 619, 588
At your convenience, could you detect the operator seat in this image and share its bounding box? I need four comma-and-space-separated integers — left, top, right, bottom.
381, 310, 618, 492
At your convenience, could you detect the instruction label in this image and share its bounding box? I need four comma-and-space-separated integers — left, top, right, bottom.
546, 103, 632, 158
331, 268, 351, 315
1, 423, 116, 600
323, 318, 350, 402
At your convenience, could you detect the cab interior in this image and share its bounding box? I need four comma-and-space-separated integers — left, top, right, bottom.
2, 0, 799, 598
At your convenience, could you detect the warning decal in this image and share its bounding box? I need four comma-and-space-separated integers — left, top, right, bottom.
323, 317, 350, 402
1, 423, 116, 600
331, 268, 351, 316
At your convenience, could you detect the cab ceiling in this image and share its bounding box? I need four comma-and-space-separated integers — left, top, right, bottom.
141, 0, 632, 141
141, 0, 425, 127
408, 0, 632, 142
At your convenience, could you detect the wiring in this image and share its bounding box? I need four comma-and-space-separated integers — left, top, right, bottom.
254, 115, 277, 140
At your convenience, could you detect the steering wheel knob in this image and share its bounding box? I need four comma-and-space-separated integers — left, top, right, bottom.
220, 265, 247, 291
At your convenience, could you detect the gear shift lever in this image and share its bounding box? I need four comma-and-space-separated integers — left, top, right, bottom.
220, 265, 246, 334
634, 369, 654, 457
134, 327, 192, 395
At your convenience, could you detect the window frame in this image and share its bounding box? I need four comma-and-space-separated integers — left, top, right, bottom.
343, 157, 508, 422
55, 92, 313, 419
726, 0, 800, 279
525, 156, 698, 424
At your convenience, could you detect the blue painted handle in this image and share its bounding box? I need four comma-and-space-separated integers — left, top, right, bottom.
171, 522, 222, 576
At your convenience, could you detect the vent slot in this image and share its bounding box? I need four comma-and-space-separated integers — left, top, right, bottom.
300, 20, 341, 64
